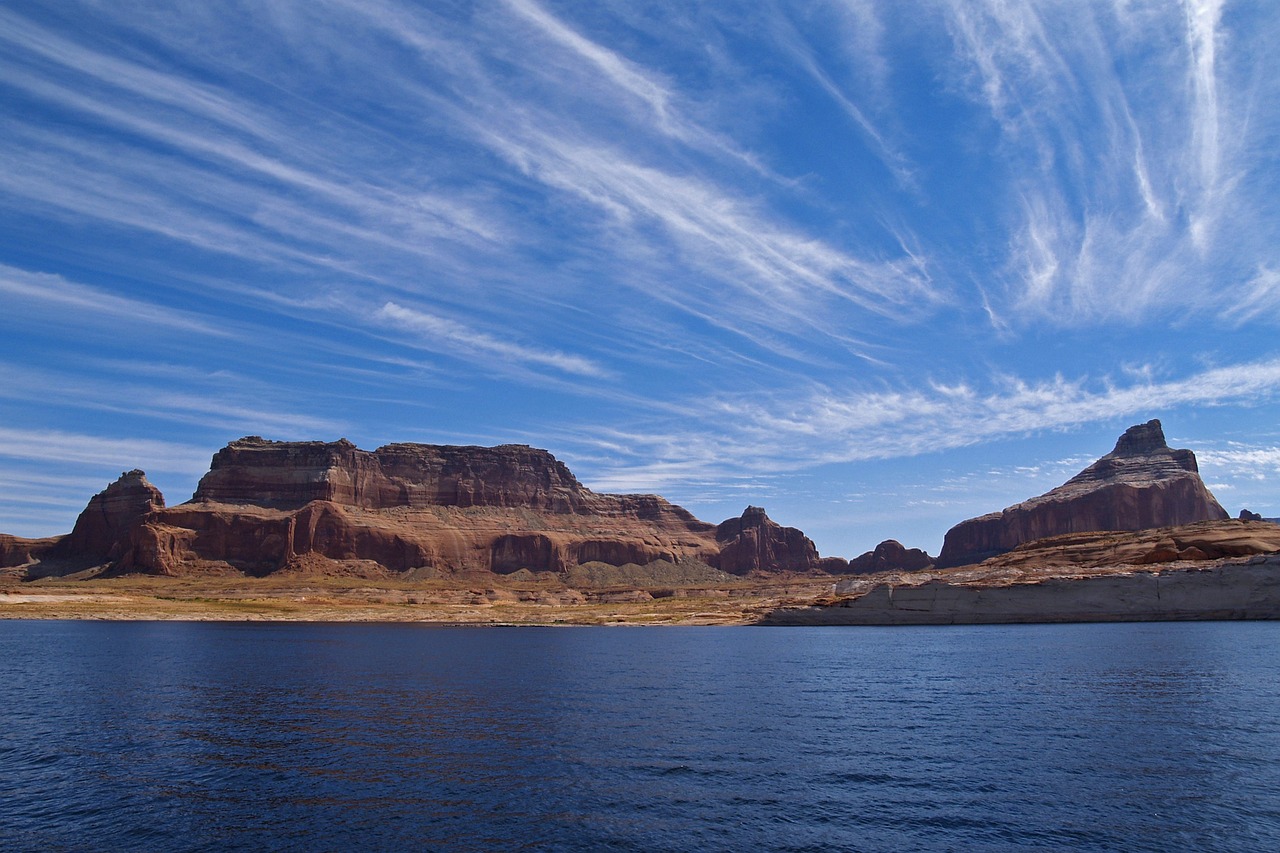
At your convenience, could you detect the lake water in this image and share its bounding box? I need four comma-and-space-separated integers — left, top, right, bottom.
2, 621, 1278, 851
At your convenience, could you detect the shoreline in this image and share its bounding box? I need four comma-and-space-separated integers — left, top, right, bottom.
0, 576, 825, 625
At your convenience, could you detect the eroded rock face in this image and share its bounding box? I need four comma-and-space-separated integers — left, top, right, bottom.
54, 470, 164, 563
713, 506, 819, 575
24, 439, 825, 578
6, 439, 843, 579
936, 420, 1229, 568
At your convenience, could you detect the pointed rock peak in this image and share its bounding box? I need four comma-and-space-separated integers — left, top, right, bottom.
714, 506, 773, 540
713, 505, 819, 574
936, 419, 1228, 568
1109, 419, 1169, 457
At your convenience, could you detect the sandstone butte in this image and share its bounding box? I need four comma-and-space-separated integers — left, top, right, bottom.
934, 419, 1229, 568
1, 437, 875, 581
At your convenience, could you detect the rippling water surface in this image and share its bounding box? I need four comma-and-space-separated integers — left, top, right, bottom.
2, 621, 1278, 851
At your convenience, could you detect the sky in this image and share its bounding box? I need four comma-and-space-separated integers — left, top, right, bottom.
3, 0, 1279, 558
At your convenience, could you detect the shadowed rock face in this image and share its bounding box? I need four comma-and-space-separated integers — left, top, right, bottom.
935, 420, 1229, 568
15, 438, 828, 578
713, 506, 819, 575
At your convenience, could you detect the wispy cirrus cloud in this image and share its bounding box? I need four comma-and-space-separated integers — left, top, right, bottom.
0, 428, 211, 474
375, 301, 607, 378
0, 265, 228, 337
931, 0, 1272, 327
555, 356, 1280, 493
0, 364, 347, 438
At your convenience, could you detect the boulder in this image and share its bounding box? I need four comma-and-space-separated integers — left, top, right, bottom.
936, 420, 1228, 568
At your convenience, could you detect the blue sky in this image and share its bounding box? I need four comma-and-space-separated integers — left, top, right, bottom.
3, 0, 1279, 557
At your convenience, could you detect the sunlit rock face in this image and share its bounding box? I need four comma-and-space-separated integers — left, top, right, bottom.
192, 436, 595, 512
17, 438, 827, 579
842, 539, 933, 575
935, 420, 1229, 568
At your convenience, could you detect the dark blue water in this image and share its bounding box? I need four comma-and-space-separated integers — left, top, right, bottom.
1, 622, 1278, 851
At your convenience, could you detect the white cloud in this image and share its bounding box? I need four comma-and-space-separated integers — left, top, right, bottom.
555, 357, 1280, 494
0, 428, 211, 474
0, 264, 227, 337
376, 301, 606, 378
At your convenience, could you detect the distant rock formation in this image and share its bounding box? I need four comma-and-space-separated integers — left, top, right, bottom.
4, 438, 834, 579
765, 519, 1280, 625
843, 539, 933, 574
713, 506, 819, 575
1240, 509, 1264, 522
936, 420, 1229, 568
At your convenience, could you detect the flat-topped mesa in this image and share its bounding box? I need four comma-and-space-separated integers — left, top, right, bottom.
9, 437, 832, 578
193, 436, 598, 512
935, 419, 1229, 568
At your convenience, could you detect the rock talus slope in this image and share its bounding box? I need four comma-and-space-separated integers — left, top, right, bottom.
936, 420, 1228, 568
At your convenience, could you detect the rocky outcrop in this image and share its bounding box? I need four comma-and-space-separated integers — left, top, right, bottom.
52, 470, 164, 563
712, 506, 819, 575
840, 539, 933, 575
13, 438, 835, 579
0, 534, 57, 568
969, 518, 1280, 573
936, 420, 1228, 568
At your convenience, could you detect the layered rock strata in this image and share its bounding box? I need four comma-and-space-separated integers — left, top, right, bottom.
9, 438, 828, 578
53, 469, 165, 562
763, 559, 1280, 625
764, 519, 1280, 625
936, 420, 1228, 568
